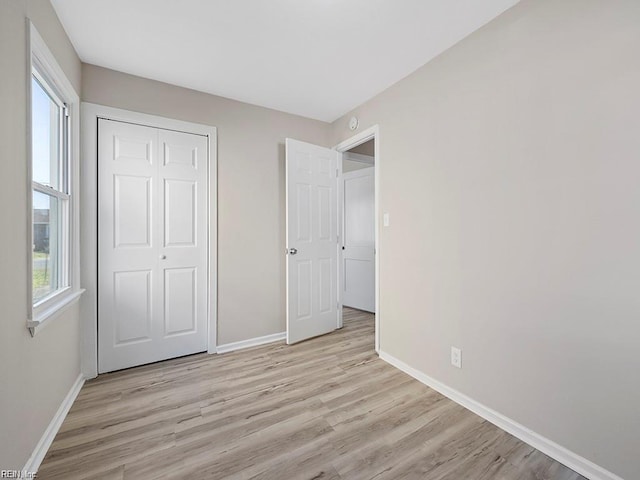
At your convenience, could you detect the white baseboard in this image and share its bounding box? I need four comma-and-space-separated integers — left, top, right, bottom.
378, 351, 624, 480
217, 332, 286, 354
23, 373, 85, 474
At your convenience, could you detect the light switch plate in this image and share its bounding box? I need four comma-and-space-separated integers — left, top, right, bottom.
383, 213, 390, 227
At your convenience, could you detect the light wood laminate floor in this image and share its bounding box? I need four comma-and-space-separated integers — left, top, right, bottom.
39, 308, 585, 480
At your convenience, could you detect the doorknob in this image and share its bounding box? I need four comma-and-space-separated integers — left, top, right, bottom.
288, 248, 298, 255
160, 254, 167, 260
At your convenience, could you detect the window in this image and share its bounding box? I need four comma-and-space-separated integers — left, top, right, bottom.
31, 71, 69, 303
28, 22, 82, 334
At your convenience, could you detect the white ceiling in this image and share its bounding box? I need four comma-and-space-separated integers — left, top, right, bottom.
51, 0, 520, 122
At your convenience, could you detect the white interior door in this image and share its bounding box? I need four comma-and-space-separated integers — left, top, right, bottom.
286, 138, 340, 344
98, 119, 208, 373
342, 167, 375, 312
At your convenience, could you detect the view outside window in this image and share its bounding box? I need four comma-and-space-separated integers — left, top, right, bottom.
31, 75, 66, 303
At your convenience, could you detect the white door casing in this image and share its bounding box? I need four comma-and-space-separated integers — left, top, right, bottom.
342, 167, 375, 312
286, 139, 340, 344
98, 119, 208, 373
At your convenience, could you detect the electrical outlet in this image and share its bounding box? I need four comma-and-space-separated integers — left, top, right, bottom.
451, 347, 462, 368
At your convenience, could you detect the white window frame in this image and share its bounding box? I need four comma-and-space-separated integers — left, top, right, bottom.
27, 21, 83, 336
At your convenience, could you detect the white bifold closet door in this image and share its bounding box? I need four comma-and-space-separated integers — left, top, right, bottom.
98, 119, 208, 373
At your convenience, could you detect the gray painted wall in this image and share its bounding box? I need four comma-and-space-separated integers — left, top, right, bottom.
2, 0, 638, 477
331, 1, 640, 478
349, 139, 374, 157
81, 65, 329, 346
343, 159, 372, 173
0, 0, 82, 469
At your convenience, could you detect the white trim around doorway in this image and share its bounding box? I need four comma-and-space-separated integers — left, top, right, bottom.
80, 103, 218, 378
334, 125, 380, 353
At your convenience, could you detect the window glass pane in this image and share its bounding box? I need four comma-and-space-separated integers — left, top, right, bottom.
31, 76, 61, 190
33, 191, 60, 302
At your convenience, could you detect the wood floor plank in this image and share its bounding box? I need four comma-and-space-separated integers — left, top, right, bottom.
37, 308, 585, 480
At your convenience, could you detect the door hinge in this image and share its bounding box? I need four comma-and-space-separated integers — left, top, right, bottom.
336, 168, 339, 178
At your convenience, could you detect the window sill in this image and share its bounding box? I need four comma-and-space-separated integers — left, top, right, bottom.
28, 289, 85, 337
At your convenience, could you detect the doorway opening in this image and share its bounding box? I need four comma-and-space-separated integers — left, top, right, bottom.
335, 126, 380, 353
283, 126, 379, 352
